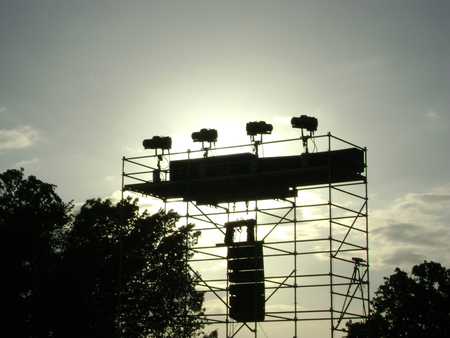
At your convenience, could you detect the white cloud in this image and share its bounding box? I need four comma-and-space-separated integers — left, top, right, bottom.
15, 157, 39, 167
0, 126, 40, 149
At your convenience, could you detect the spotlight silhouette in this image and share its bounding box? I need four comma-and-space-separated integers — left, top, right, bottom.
142, 136, 172, 182
246, 121, 273, 136
291, 115, 318, 132
142, 136, 172, 150
191, 128, 218, 143
246, 121, 273, 156
191, 128, 218, 157
291, 115, 318, 153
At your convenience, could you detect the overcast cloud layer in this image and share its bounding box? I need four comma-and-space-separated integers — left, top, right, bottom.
1, 1, 449, 337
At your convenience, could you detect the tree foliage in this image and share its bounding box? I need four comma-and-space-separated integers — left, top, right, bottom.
0, 168, 73, 336
0, 169, 205, 337
344, 261, 450, 338
202, 329, 218, 338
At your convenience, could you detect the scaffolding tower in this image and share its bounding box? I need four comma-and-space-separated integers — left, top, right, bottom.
121, 132, 369, 338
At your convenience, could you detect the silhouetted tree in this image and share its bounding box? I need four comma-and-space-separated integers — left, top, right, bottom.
57, 197, 205, 337
202, 329, 218, 338
344, 261, 450, 338
0, 169, 205, 337
0, 168, 73, 336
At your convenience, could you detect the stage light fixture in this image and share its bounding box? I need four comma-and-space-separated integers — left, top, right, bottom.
191, 128, 218, 143
291, 115, 318, 132
246, 121, 273, 136
142, 136, 172, 150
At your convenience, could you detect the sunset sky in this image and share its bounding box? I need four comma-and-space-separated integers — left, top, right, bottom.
1, 1, 449, 337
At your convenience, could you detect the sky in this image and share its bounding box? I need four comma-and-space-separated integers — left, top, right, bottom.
1, 0, 449, 337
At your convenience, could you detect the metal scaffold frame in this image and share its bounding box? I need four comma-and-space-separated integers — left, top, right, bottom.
121, 133, 369, 338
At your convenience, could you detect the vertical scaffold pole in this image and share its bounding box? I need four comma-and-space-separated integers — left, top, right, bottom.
327, 133, 334, 338
294, 196, 298, 338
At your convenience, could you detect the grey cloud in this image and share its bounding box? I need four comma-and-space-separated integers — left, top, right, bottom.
413, 194, 450, 207
382, 249, 427, 267
373, 223, 450, 248
370, 190, 450, 269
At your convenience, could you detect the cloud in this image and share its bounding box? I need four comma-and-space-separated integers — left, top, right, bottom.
15, 157, 39, 167
0, 126, 40, 149
370, 190, 450, 269
0, 107, 7, 112
382, 249, 427, 267
373, 223, 450, 248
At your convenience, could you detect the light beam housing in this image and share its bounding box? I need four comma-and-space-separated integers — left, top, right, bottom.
191, 128, 218, 143
291, 115, 318, 132
246, 121, 273, 136
142, 136, 172, 150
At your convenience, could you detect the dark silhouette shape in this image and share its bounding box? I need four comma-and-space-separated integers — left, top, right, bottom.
192, 128, 218, 143
246, 121, 273, 136
142, 135, 172, 150
0, 169, 205, 337
127, 147, 365, 205
202, 329, 219, 337
344, 261, 450, 337
224, 219, 256, 244
224, 219, 265, 322
291, 115, 318, 132
0, 168, 73, 337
